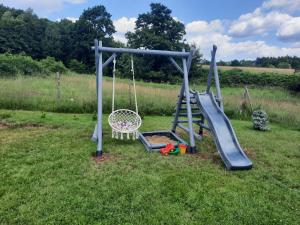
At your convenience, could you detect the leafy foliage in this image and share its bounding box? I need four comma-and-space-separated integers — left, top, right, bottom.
277, 62, 291, 69
125, 3, 201, 82
68, 59, 86, 74
0, 54, 67, 76
71, 5, 116, 70
40, 56, 67, 73
0, 4, 116, 71
252, 109, 269, 131
199, 68, 300, 92
255, 56, 300, 70
0, 53, 44, 76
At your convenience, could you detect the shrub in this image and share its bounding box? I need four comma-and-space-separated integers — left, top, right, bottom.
267, 64, 275, 68
277, 62, 291, 69
68, 59, 86, 74
40, 57, 67, 73
0, 58, 18, 76
287, 75, 300, 92
197, 68, 300, 93
252, 110, 269, 131
0, 53, 44, 76
142, 71, 166, 82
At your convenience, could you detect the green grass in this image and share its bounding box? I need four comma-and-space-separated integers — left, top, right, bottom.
0, 74, 299, 129
0, 109, 299, 224
202, 64, 296, 75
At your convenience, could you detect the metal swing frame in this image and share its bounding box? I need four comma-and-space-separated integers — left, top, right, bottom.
92, 39, 222, 157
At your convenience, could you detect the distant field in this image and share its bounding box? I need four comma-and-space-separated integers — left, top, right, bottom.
0, 74, 299, 129
202, 65, 295, 75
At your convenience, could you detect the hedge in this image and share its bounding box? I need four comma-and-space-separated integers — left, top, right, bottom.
198, 68, 300, 92
0, 54, 67, 77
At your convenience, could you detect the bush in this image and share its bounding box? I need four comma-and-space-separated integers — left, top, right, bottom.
201, 68, 300, 92
0, 53, 44, 76
0, 54, 68, 76
267, 64, 275, 68
252, 110, 269, 131
287, 75, 300, 92
277, 62, 291, 69
68, 59, 86, 74
40, 57, 67, 73
142, 71, 166, 82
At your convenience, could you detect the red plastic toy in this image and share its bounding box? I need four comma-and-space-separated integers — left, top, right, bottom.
160, 143, 175, 155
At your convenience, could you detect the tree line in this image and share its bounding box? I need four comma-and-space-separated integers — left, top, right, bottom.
0, 3, 202, 82
216, 57, 300, 70
1, 2, 298, 81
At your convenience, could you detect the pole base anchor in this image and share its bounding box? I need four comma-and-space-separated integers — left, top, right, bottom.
95, 151, 103, 157
188, 146, 197, 154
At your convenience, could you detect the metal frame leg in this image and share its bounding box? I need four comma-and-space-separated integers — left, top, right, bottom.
96, 41, 103, 157
182, 57, 196, 153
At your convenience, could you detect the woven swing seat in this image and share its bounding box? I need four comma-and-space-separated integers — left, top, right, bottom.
109, 56, 141, 140
108, 109, 141, 139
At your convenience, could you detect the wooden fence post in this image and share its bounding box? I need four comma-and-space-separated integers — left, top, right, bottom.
56, 72, 61, 103
242, 85, 253, 113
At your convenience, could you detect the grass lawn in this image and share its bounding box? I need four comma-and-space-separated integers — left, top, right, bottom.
0, 109, 299, 224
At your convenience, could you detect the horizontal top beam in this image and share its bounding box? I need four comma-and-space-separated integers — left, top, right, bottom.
93, 46, 190, 58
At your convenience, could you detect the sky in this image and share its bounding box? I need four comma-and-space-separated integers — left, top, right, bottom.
1, 0, 300, 60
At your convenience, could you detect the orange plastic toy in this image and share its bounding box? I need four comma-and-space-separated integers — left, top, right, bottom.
160, 143, 175, 155
178, 143, 187, 154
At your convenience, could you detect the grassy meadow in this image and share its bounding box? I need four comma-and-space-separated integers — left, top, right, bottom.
0, 109, 299, 224
202, 64, 296, 75
0, 74, 299, 129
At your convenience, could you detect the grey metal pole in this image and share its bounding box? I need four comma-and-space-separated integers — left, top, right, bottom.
171, 52, 193, 133
103, 53, 117, 69
93, 46, 190, 58
91, 40, 99, 142
182, 53, 196, 153
96, 41, 103, 157
206, 48, 216, 93
169, 57, 184, 75
172, 81, 185, 132
212, 45, 223, 111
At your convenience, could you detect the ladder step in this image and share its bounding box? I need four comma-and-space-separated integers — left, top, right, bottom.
178, 93, 195, 97
173, 112, 202, 116
180, 100, 197, 104
173, 120, 203, 123
179, 108, 201, 111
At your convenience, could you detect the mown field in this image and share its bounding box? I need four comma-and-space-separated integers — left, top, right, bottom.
0, 110, 299, 224
0, 74, 299, 130
202, 64, 296, 75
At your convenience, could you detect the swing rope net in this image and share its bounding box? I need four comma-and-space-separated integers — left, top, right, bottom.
108, 56, 142, 140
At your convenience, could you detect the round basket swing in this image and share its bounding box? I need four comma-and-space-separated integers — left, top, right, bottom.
108, 55, 142, 140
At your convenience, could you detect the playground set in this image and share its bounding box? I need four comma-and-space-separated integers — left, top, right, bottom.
91, 39, 253, 170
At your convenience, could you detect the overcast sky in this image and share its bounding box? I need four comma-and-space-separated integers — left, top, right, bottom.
1, 0, 300, 60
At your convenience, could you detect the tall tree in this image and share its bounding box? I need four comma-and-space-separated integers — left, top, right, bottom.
125, 3, 186, 81
126, 3, 185, 50
56, 19, 74, 64
71, 5, 115, 69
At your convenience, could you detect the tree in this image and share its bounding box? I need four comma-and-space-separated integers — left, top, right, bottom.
125, 3, 186, 81
0, 6, 49, 59
71, 5, 115, 69
42, 22, 62, 60
217, 60, 228, 66
126, 3, 185, 50
231, 59, 241, 67
277, 62, 291, 69
56, 19, 74, 64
